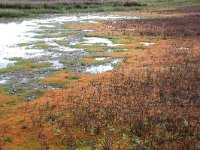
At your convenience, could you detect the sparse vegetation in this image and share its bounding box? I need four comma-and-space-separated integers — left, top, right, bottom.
4, 137, 13, 143
55, 40, 70, 47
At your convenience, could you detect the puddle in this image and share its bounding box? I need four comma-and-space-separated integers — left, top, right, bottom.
0, 59, 16, 69
51, 60, 64, 69
0, 13, 134, 69
86, 59, 122, 74
0, 47, 46, 69
179, 47, 190, 52
86, 65, 113, 74
0, 12, 138, 90
82, 30, 95, 32
0, 80, 7, 84
94, 57, 108, 61
165, 66, 177, 70
139, 42, 155, 46
82, 37, 123, 47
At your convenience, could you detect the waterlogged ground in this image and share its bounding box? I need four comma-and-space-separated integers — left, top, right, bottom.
0, 13, 138, 95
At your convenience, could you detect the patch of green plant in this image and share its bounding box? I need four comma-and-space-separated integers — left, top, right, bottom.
4, 137, 13, 143
4, 86, 45, 101
90, 60, 111, 65
5, 101, 17, 107
41, 81, 68, 89
85, 34, 113, 40
18, 118, 25, 123
55, 40, 70, 47
80, 62, 87, 66
17, 42, 32, 47
34, 32, 71, 39
84, 54, 110, 59
94, 60, 111, 65
21, 89, 44, 101
33, 42, 54, 50
0, 59, 50, 74
0, 112, 12, 120
72, 44, 107, 52
46, 113, 63, 123
68, 76, 80, 80
60, 60, 76, 65
113, 49, 127, 52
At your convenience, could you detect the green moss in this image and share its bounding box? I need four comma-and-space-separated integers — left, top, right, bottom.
34, 32, 72, 39
45, 113, 63, 123
68, 76, 80, 80
45, 82, 67, 88
18, 118, 25, 123
20, 89, 44, 101
17, 42, 32, 47
0, 59, 50, 74
72, 44, 106, 52
55, 40, 70, 47
92, 60, 111, 65
4, 137, 13, 143
34, 42, 54, 50
113, 49, 127, 52
5, 101, 17, 107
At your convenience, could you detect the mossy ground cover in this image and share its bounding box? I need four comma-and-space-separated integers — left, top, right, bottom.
72, 44, 107, 52
39, 71, 81, 88
0, 58, 51, 74
80, 57, 111, 65
55, 40, 70, 47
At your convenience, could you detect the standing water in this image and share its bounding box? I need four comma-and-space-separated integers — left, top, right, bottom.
0, 13, 138, 89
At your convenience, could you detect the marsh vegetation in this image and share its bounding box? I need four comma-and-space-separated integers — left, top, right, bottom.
0, 0, 200, 149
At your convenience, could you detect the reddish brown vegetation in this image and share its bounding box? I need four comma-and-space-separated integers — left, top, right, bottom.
25, 15, 200, 149
105, 14, 200, 37
154, 5, 200, 15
